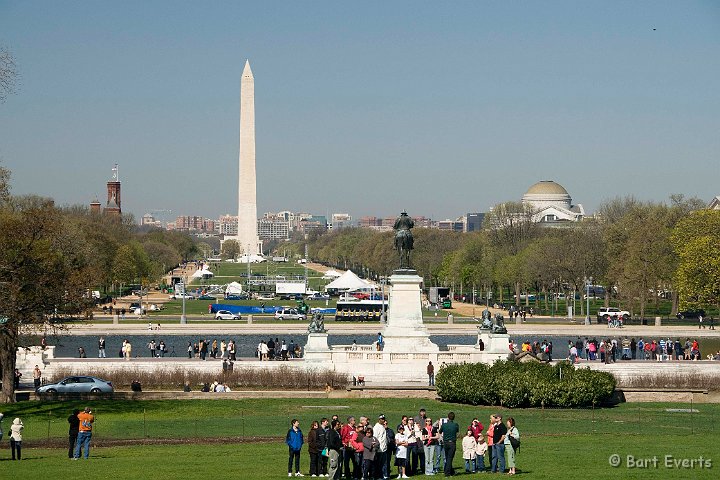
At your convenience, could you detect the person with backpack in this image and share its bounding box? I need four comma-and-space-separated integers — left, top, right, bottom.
286, 419, 304, 477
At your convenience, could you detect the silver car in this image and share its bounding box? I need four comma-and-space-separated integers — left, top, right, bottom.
37, 376, 114, 394
215, 310, 241, 320
274, 308, 307, 321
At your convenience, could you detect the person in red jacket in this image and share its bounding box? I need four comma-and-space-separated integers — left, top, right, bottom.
468, 418, 484, 440
341, 416, 357, 479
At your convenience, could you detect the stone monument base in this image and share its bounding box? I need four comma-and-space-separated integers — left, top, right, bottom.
304, 332, 331, 362
381, 270, 439, 353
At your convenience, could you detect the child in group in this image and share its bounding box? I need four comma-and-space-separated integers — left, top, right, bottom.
462, 429, 477, 473
395, 425, 409, 478
475, 434, 488, 472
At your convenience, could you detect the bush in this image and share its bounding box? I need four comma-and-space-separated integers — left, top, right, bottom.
436, 360, 616, 408
49, 366, 348, 390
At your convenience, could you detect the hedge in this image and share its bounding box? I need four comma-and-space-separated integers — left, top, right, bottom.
435, 360, 616, 408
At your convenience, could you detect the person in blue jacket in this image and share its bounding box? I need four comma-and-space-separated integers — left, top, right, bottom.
286, 418, 305, 476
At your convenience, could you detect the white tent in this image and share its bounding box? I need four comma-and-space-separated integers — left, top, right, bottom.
225, 281, 244, 295
324, 270, 371, 292
191, 268, 214, 279
322, 269, 343, 279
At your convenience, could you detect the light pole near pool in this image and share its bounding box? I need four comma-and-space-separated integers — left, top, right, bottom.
380, 276, 387, 323
585, 277, 592, 325
180, 276, 187, 324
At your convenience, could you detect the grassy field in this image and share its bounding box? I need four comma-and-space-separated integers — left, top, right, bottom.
0, 398, 717, 478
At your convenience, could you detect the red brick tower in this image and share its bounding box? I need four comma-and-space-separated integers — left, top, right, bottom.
105, 164, 121, 216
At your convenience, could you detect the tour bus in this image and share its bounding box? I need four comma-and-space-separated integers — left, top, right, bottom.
335, 297, 387, 322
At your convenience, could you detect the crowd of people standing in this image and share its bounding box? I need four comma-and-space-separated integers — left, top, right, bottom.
285, 409, 520, 478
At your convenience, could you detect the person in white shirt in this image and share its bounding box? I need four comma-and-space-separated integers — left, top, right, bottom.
373, 415, 388, 479
395, 426, 409, 478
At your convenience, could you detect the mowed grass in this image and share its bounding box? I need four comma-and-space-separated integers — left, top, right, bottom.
0, 398, 718, 478
0, 430, 717, 479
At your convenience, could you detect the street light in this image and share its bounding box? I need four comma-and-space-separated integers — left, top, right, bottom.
380, 276, 387, 323
585, 277, 592, 325
180, 276, 187, 324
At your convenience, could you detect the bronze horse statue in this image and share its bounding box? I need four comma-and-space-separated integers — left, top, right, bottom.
393, 211, 414, 269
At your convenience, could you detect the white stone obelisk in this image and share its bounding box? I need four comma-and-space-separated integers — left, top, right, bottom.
237, 60, 262, 255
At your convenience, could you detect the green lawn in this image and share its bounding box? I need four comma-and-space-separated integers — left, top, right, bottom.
0, 397, 717, 478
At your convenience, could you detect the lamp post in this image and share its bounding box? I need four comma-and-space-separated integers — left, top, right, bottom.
585, 277, 592, 325
180, 276, 187, 324
380, 276, 387, 323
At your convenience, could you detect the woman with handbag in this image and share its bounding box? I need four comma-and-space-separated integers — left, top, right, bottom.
504, 418, 520, 475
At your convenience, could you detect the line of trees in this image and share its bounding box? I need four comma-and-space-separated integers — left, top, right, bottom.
0, 165, 198, 403
283, 195, 718, 320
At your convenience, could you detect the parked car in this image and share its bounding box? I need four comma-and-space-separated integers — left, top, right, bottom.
274, 308, 307, 321
215, 310, 241, 320
256, 293, 276, 301
306, 293, 330, 301
676, 309, 705, 319
170, 293, 195, 300
280, 293, 304, 301
197, 294, 217, 301
596, 307, 630, 324
37, 376, 114, 394
225, 294, 249, 301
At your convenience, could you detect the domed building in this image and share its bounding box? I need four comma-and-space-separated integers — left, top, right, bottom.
521, 180, 584, 224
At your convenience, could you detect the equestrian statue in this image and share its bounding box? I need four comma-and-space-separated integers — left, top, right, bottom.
393, 211, 415, 270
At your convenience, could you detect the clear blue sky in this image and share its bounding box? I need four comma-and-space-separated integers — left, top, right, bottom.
1, 1, 718, 222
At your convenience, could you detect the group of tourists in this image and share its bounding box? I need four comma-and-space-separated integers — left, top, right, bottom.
560, 337, 708, 363
284, 409, 520, 478
257, 338, 303, 361
0, 407, 94, 461
512, 336, 711, 363
187, 338, 237, 360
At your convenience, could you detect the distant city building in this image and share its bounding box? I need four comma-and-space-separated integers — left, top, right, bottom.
172, 215, 216, 233
437, 218, 464, 232
331, 213, 353, 229
465, 212, 485, 232
299, 216, 328, 234
141, 213, 163, 228
709, 196, 720, 210
359, 216, 382, 228
258, 217, 290, 240
218, 215, 238, 236
521, 180, 584, 224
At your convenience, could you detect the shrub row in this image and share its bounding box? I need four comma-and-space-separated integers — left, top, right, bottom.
50, 366, 349, 390
435, 360, 616, 408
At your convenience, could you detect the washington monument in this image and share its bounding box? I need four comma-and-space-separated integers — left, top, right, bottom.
233, 60, 262, 255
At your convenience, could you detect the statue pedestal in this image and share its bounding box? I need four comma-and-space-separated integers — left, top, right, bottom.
382, 271, 438, 353
477, 332, 510, 354
304, 332, 332, 362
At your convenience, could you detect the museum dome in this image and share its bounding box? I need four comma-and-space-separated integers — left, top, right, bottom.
525, 180, 569, 196
522, 180, 572, 210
